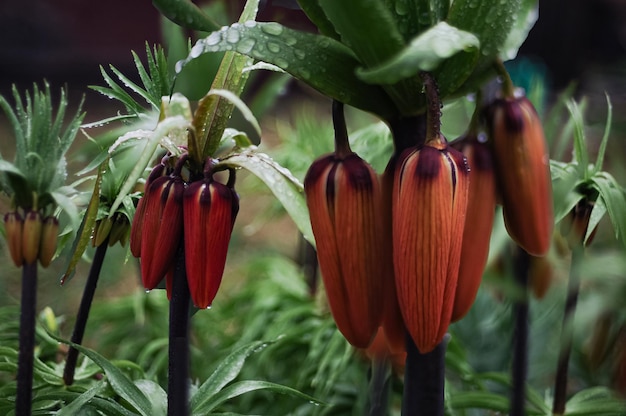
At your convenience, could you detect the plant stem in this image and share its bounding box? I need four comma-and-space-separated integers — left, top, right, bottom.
511, 247, 530, 416
63, 238, 109, 385
332, 100, 352, 158
368, 358, 391, 416
16, 261, 37, 416
168, 243, 190, 416
552, 244, 583, 415
402, 335, 446, 416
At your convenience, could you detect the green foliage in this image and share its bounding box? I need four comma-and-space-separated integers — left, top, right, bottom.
0, 84, 84, 215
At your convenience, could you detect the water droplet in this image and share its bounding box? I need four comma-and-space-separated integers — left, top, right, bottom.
477, 132, 488, 143
226, 29, 240, 44
395, 1, 409, 16
294, 49, 305, 60
145, 290, 151, 294
261, 22, 284, 36
205, 32, 222, 46
267, 41, 281, 53
238, 38, 256, 54
318, 38, 330, 48
466, 93, 476, 102
251, 49, 264, 59
275, 58, 289, 69
244, 20, 257, 28
206, 305, 212, 310
284, 36, 297, 47
299, 68, 311, 79
190, 43, 204, 58
175, 61, 184, 73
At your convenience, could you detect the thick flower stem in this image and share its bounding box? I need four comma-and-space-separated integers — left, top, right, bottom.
511, 248, 530, 416
16, 261, 37, 416
332, 100, 352, 158
552, 244, 583, 415
63, 238, 109, 385
368, 358, 391, 416
168, 243, 190, 416
402, 335, 446, 416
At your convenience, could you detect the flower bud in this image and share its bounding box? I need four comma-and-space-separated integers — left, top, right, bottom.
108, 214, 130, 247
22, 210, 42, 264
140, 176, 184, 290
393, 135, 469, 353
4, 211, 24, 267
94, 218, 113, 247
39, 216, 59, 268
486, 96, 553, 256
184, 171, 239, 309
561, 199, 597, 249
450, 133, 496, 321
305, 152, 385, 348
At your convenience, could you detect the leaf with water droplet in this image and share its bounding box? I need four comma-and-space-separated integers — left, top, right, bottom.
153, 0, 220, 32
357, 22, 479, 84
500, 0, 538, 61
178, 21, 397, 119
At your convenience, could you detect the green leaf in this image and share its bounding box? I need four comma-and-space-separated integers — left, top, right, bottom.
188, 0, 259, 162
594, 93, 612, 174
500, 0, 539, 60
206, 89, 261, 138
357, 22, 479, 85
152, 0, 220, 32
190, 340, 270, 411
591, 173, 626, 249
220, 149, 314, 247
566, 99, 589, 179
319, 0, 422, 112
193, 380, 322, 414
585, 196, 607, 245
550, 161, 583, 223
385, 0, 450, 41
55, 381, 108, 416
178, 22, 398, 120
296, 0, 340, 40
49, 332, 153, 416
60, 163, 104, 284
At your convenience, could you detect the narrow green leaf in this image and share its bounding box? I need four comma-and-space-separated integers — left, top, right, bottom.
592, 173, 626, 249
385, 0, 450, 41
49, 332, 152, 416
49, 190, 79, 230
108, 65, 157, 111
193, 380, 322, 414
594, 93, 612, 174
60, 163, 103, 284
152, 0, 220, 32
189, 0, 259, 162
357, 22, 479, 85
220, 149, 314, 246
56, 381, 108, 416
178, 22, 397, 119
190, 341, 269, 410
585, 196, 607, 245
566, 99, 590, 179
206, 89, 261, 138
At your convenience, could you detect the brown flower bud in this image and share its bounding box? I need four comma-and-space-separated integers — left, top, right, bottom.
451, 133, 496, 321
4, 211, 24, 267
305, 152, 385, 348
39, 216, 59, 268
22, 210, 42, 264
183, 171, 239, 309
487, 96, 553, 256
393, 135, 469, 353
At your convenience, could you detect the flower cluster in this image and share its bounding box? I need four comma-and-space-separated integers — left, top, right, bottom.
130, 154, 239, 309
305, 80, 553, 354
4, 209, 59, 268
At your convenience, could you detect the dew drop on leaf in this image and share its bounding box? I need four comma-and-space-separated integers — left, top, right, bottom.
238, 38, 256, 54
267, 41, 281, 53
205, 32, 222, 46
275, 58, 289, 69
261, 22, 284, 36
190, 43, 205, 58
294, 49, 306, 60
226, 29, 240, 44
244, 20, 257, 28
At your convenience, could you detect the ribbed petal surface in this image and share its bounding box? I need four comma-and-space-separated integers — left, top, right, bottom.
22, 210, 42, 264
489, 97, 553, 256
393, 141, 468, 353
39, 216, 59, 268
305, 153, 384, 348
451, 138, 496, 321
184, 180, 238, 309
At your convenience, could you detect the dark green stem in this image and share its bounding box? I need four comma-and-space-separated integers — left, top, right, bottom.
419, 72, 442, 141
402, 335, 446, 416
16, 261, 37, 416
388, 115, 426, 154
511, 248, 530, 416
168, 243, 190, 416
368, 358, 391, 416
332, 100, 352, 158
493, 59, 515, 97
552, 244, 583, 415
63, 238, 109, 385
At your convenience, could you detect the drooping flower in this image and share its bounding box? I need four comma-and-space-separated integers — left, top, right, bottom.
393, 134, 469, 353
4, 211, 24, 267
183, 163, 239, 309
22, 210, 43, 265
486, 96, 553, 256
38, 216, 59, 268
450, 133, 496, 321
